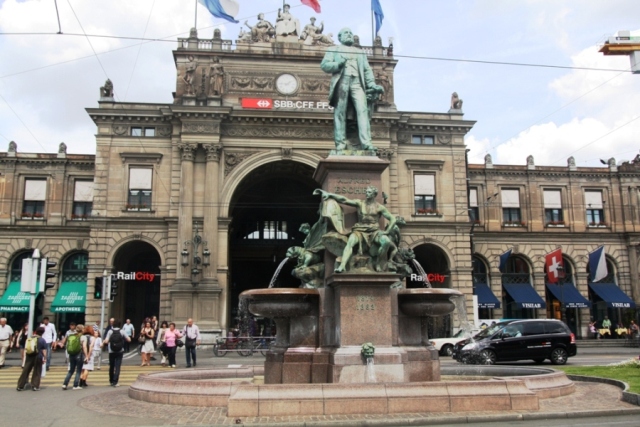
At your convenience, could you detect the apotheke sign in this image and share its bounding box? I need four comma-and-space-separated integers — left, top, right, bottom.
242, 98, 333, 110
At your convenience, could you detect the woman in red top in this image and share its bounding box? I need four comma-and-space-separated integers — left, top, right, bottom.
163, 323, 182, 368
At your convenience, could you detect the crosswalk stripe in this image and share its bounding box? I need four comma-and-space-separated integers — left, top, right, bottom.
0, 366, 167, 388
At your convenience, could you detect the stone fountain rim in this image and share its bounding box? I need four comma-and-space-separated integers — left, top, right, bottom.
240, 288, 320, 298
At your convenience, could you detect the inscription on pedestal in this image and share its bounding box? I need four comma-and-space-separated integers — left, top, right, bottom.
356, 296, 376, 311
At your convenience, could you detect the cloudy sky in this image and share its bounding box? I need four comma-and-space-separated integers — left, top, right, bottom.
0, 0, 638, 166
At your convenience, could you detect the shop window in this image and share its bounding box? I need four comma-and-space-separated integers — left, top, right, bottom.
543, 189, 564, 225
72, 180, 94, 220
501, 189, 522, 225
22, 179, 46, 220
127, 168, 152, 210
411, 135, 434, 145
585, 190, 605, 226
414, 174, 437, 214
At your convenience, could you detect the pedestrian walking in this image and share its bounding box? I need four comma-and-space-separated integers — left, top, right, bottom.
139, 321, 155, 366
79, 325, 95, 387
103, 319, 130, 387
91, 329, 102, 370
0, 317, 14, 369
164, 322, 182, 368
62, 324, 84, 390
103, 318, 114, 339
183, 318, 201, 368
156, 321, 169, 367
61, 322, 76, 365
16, 323, 28, 368
121, 319, 135, 352
39, 317, 56, 371
16, 326, 46, 391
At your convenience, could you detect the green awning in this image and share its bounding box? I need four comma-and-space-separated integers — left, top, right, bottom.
51, 282, 86, 313
0, 282, 30, 312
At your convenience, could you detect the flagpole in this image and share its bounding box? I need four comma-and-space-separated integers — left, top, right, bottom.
371, 9, 375, 46
194, 0, 198, 30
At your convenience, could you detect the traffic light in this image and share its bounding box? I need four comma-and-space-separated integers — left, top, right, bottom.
109, 278, 117, 302
94, 277, 103, 300
38, 258, 57, 293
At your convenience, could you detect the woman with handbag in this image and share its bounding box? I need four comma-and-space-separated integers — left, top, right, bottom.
163, 322, 183, 368
156, 321, 169, 367
139, 321, 155, 366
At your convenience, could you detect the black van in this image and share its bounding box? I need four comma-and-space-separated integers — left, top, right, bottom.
452, 319, 577, 365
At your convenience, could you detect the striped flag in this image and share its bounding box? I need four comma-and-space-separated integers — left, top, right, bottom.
588, 246, 608, 282
301, 0, 321, 13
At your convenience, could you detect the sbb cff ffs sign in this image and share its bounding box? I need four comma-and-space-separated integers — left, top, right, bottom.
241, 98, 273, 109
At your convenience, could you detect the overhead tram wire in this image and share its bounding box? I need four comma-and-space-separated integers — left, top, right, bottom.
64, 0, 172, 204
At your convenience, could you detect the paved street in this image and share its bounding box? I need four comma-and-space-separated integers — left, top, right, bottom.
0, 345, 638, 427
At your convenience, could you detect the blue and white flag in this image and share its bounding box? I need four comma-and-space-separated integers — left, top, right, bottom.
371, 0, 384, 34
498, 248, 512, 273
198, 0, 239, 23
588, 246, 608, 282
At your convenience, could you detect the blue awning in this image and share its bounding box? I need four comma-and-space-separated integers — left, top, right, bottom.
503, 283, 546, 309
546, 283, 591, 309
474, 282, 501, 309
588, 283, 635, 309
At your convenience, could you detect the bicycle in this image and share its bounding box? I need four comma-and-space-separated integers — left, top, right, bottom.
212, 336, 253, 357
252, 336, 275, 356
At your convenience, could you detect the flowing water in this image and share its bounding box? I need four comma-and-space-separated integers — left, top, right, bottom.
365, 357, 377, 383
410, 259, 432, 288
268, 258, 290, 288
452, 294, 476, 338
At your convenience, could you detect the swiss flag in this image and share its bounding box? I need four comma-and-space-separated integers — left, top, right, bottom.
241, 98, 272, 109
545, 248, 564, 283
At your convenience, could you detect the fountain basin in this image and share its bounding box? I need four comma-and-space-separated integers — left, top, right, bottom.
129, 365, 576, 415
240, 288, 319, 318
398, 288, 463, 317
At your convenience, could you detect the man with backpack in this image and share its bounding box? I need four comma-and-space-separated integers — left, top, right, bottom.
17, 326, 46, 391
103, 319, 130, 387
62, 324, 84, 390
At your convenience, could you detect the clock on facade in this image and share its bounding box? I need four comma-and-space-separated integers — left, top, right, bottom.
276, 73, 299, 95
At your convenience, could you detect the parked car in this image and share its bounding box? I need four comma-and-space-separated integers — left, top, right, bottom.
430, 328, 481, 356
452, 319, 576, 365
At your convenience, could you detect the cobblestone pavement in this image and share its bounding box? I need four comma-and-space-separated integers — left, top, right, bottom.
77, 382, 639, 426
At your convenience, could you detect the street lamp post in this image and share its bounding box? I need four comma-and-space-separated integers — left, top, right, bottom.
100, 269, 108, 337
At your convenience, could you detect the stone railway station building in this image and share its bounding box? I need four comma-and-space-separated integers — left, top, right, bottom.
0, 28, 638, 340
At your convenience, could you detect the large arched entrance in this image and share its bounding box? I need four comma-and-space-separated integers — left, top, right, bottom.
228, 160, 318, 329
406, 243, 452, 338
110, 241, 161, 329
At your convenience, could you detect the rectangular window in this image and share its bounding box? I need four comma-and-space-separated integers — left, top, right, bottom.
131, 127, 155, 137
543, 190, 564, 224
72, 180, 94, 220
144, 127, 155, 137
501, 189, 521, 224
127, 168, 152, 210
414, 175, 437, 214
469, 188, 479, 221
585, 190, 604, 225
22, 179, 46, 219
411, 135, 434, 145
131, 127, 142, 137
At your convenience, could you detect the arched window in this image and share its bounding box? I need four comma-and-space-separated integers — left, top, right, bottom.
501, 255, 543, 319
61, 252, 89, 282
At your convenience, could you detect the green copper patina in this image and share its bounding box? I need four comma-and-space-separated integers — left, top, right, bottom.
321, 27, 383, 152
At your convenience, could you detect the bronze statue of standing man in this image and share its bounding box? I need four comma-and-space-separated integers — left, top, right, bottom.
321, 28, 383, 151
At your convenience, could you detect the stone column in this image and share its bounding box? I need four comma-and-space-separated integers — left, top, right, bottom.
202, 144, 222, 283
177, 143, 197, 282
